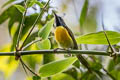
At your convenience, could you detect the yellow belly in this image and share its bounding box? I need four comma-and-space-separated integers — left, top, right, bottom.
54, 26, 74, 48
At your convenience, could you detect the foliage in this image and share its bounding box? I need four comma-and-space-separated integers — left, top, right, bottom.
14, 5, 26, 13
79, 0, 88, 27
0, 0, 120, 80
52, 73, 75, 80
38, 18, 54, 40
39, 57, 77, 77
76, 31, 120, 45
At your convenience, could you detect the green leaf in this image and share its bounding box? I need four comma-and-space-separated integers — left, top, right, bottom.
107, 57, 120, 72
21, 13, 40, 40
63, 68, 78, 80
110, 70, 119, 80
76, 31, 120, 45
36, 39, 51, 50
0, 6, 17, 24
0, 5, 22, 25
27, 0, 37, 7
11, 13, 39, 51
43, 54, 55, 64
79, 0, 88, 27
33, 76, 41, 80
91, 62, 102, 71
107, 60, 115, 72
23, 31, 38, 49
0, 6, 22, 35
8, 18, 16, 35
52, 73, 75, 80
38, 18, 54, 40
36, 1, 44, 8
39, 57, 77, 77
36, 39, 55, 64
14, 5, 25, 13
72, 60, 80, 68
81, 71, 103, 80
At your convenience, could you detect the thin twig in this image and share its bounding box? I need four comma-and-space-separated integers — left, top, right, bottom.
101, 13, 116, 56
16, 0, 28, 50
22, 38, 42, 50
20, 58, 29, 76
103, 68, 116, 80
92, 71, 102, 80
0, 50, 118, 56
20, 57, 39, 76
22, 36, 53, 50
20, 0, 51, 50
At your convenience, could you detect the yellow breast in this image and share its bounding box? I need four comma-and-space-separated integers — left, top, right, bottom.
54, 26, 74, 48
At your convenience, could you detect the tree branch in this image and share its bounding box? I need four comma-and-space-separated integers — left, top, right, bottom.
16, 0, 28, 50
0, 50, 119, 56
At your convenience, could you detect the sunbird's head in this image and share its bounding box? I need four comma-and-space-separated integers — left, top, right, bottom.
53, 12, 67, 28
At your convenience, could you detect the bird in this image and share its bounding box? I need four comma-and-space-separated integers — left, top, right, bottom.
53, 12, 92, 72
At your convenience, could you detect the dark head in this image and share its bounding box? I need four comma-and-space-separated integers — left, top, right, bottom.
53, 12, 67, 27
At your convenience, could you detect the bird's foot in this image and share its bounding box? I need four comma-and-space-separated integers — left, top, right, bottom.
53, 48, 72, 57
53, 48, 65, 52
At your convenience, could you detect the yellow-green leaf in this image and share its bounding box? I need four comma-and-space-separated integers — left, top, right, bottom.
79, 0, 88, 27
52, 73, 75, 80
36, 39, 51, 50
76, 31, 120, 45
39, 57, 77, 77
27, 0, 37, 7
14, 5, 25, 13
33, 76, 41, 80
38, 18, 54, 40
36, 1, 44, 8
